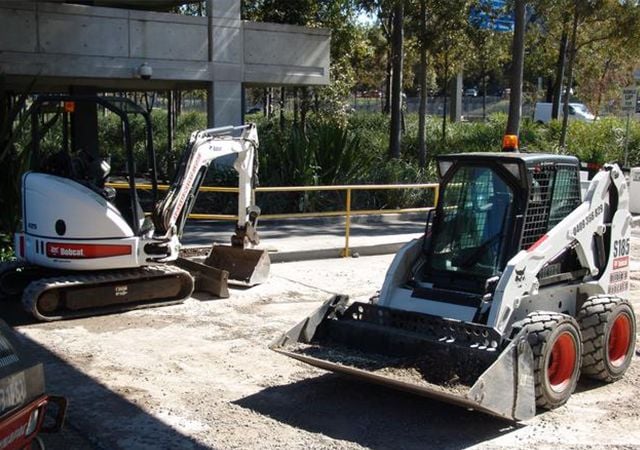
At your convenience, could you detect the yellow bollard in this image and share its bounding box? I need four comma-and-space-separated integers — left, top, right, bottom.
340, 188, 352, 257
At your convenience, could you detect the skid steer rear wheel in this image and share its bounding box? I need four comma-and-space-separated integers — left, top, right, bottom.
524, 312, 582, 410
577, 296, 636, 382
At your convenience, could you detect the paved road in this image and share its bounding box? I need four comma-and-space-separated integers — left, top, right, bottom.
182, 214, 426, 257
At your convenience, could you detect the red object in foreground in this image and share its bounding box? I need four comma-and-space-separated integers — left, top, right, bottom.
0, 395, 66, 450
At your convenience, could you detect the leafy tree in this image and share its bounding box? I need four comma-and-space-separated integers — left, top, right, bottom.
465, 1, 511, 120
423, 0, 471, 141
558, 0, 640, 148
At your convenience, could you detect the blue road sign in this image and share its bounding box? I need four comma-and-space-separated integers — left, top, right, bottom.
469, 0, 514, 32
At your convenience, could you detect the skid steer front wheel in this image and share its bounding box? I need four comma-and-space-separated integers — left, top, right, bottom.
578, 296, 636, 382
524, 312, 582, 410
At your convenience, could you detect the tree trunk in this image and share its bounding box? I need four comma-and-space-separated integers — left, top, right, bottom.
262, 88, 268, 117
482, 72, 487, 121
293, 87, 300, 126
174, 90, 182, 117
389, 0, 404, 159
279, 87, 285, 132
442, 53, 448, 142
594, 57, 612, 119
552, 25, 568, 120
417, 0, 428, 168
383, 14, 394, 115
505, 0, 526, 140
545, 77, 553, 103
559, 5, 579, 149
300, 86, 310, 133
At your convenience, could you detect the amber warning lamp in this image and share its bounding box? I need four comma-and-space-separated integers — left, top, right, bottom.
502, 134, 519, 152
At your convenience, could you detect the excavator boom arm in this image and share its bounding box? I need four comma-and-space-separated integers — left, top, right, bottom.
152, 124, 259, 239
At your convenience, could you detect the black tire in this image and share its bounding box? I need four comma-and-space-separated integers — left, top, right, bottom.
523, 312, 583, 410
577, 295, 636, 382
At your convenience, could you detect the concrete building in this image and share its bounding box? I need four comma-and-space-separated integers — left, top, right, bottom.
0, 0, 330, 127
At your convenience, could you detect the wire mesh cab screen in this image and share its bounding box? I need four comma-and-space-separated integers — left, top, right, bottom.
520, 163, 581, 250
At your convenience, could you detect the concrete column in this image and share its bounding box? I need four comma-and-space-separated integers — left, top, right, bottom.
69, 85, 99, 157
449, 71, 463, 123
212, 81, 242, 126
205, 0, 243, 127
207, 81, 244, 127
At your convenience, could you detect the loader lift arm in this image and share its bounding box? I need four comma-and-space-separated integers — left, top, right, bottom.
489, 164, 631, 334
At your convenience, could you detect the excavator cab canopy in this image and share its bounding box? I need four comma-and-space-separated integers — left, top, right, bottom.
28, 95, 158, 235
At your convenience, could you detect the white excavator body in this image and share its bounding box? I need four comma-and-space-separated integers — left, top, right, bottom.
2, 95, 267, 321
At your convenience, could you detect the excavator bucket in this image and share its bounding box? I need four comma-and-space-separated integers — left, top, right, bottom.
204, 244, 270, 286
271, 295, 537, 421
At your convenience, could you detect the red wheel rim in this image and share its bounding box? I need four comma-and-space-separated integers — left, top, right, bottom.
609, 313, 632, 368
548, 331, 577, 392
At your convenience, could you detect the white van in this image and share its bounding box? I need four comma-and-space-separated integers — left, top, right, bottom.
534, 102, 595, 124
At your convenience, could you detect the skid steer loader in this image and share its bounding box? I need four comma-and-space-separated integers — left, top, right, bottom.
272, 152, 636, 421
0, 95, 269, 321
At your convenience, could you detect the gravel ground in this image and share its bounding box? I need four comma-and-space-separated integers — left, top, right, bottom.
8, 243, 640, 450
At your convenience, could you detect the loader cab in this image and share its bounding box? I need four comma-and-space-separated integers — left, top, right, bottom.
421, 153, 581, 294
28, 95, 159, 236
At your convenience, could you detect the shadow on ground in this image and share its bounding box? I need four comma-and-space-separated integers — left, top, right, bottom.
234, 373, 523, 450
0, 303, 210, 450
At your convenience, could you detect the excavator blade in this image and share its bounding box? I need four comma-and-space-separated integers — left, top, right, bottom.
271, 295, 536, 421
204, 244, 270, 287
175, 257, 230, 298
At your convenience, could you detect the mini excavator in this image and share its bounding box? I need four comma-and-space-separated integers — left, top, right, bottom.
0, 95, 269, 321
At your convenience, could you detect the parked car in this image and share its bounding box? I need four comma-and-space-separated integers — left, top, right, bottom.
463, 88, 478, 97
534, 102, 595, 124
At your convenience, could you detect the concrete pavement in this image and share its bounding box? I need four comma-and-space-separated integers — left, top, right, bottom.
182, 212, 428, 262
182, 212, 640, 263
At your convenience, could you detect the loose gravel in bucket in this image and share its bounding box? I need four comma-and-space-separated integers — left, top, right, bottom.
290, 343, 472, 396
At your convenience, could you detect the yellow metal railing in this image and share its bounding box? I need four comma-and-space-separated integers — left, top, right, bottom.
107, 182, 439, 257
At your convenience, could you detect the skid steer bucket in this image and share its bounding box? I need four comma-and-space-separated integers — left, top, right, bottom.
204, 244, 270, 286
271, 295, 536, 421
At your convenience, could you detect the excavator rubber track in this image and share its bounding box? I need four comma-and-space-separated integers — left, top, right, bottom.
22, 265, 194, 321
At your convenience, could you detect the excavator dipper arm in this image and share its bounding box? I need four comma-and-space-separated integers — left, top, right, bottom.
152, 124, 259, 244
